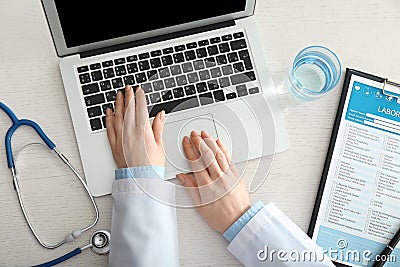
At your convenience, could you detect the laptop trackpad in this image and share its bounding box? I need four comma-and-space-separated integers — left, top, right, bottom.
163, 114, 218, 174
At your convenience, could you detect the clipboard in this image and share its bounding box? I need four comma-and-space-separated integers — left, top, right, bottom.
308, 68, 400, 267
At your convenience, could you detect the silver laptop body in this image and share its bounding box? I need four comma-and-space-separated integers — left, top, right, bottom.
41, 0, 289, 196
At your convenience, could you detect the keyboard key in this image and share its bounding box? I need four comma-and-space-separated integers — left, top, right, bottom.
210, 67, 222, 78
219, 77, 231, 88
77, 66, 89, 73
114, 58, 126, 65
216, 55, 227, 65
210, 37, 221, 44
79, 73, 91, 84
148, 95, 199, 117
231, 71, 256, 85
82, 83, 100, 95
152, 80, 165, 91
164, 77, 176, 88
85, 93, 105, 107
193, 60, 205, 70
243, 58, 253, 70
161, 90, 173, 101
170, 65, 182, 75
237, 84, 248, 97
208, 80, 219, 90
127, 55, 138, 62
115, 66, 127, 76
199, 92, 213, 105
207, 45, 219, 56
213, 90, 225, 102
112, 78, 124, 89
196, 48, 207, 58
222, 34, 233, 41
176, 75, 188, 86
106, 91, 117, 102
227, 52, 239, 63
185, 85, 197, 95
90, 63, 101, 70
147, 70, 159, 81
230, 39, 247, 51
239, 50, 250, 60
151, 50, 162, 57
162, 55, 173, 66
226, 92, 237, 99
145, 95, 150, 105
173, 87, 185, 98
123, 75, 135, 85
233, 32, 244, 39
87, 106, 102, 118
162, 47, 174, 54
205, 57, 216, 68
249, 87, 260, 94
102, 116, 107, 128
102, 103, 114, 114
127, 63, 139, 73
90, 118, 102, 131
186, 42, 197, 49
103, 68, 115, 79
135, 73, 147, 83
139, 60, 150, 71
184, 50, 196, 61
141, 83, 153, 93
222, 65, 233, 76
174, 45, 186, 52
196, 82, 208, 93
102, 61, 113, 67
159, 67, 171, 78
199, 70, 211, 81
150, 92, 162, 104
173, 53, 185, 63
139, 52, 150, 60
198, 40, 209, 46
100, 80, 112, 91
150, 58, 162, 68
182, 62, 194, 73
218, 43, 230, 53
233, 62, 245, 73
187, 72, 199, 84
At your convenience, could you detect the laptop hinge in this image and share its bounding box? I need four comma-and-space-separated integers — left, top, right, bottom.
80, 20, 236, 59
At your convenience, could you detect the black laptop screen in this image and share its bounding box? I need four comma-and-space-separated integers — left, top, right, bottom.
54, 1, 247, 48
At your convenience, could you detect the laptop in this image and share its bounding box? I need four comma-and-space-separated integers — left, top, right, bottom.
41, 0, 289, 196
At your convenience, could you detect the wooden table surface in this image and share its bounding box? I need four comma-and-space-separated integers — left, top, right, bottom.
0, 0, 399, 266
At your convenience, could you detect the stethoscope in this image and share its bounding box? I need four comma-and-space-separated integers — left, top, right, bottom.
0, 102, 110, 266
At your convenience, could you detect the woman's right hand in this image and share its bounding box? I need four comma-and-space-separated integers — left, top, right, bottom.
176, 131, 251, 233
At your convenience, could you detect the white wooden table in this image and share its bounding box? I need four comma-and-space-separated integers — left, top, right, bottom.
0, 0, 399, 266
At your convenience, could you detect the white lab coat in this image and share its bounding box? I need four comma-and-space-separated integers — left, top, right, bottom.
109, 178, 335, 267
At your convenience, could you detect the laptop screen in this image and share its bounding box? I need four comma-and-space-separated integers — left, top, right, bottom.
54, 0, 247, 48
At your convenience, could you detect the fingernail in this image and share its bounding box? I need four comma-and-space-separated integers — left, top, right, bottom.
117, 91, 122, 99
161, 110, 165, 120
106, 108, 111, 115
183, 136, 191, 144
176, 174, 185, 185
191, 131, 198, 137
201, 130, 210, 137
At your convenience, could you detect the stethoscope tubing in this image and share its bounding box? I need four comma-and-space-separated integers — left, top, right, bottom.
32, 247, 82, 267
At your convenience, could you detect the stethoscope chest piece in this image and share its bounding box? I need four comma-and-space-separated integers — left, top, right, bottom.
90, 230, 110, 255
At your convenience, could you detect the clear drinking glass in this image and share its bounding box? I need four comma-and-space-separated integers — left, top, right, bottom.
287, 46, 342, 101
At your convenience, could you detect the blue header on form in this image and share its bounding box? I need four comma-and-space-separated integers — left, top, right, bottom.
346, 81, 400, 135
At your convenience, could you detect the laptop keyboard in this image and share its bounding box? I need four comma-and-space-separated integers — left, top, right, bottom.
76, 31, 261, 132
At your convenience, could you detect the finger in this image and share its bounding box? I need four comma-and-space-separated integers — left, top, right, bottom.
114, 91, 124, 145
105, 108, 116, 151
201, 131, 229, 173
152, 110, 165, 145
176, 173, 201, 206
216, 139, 232, 163
182, 135, 211, 186
135, 87, 149, 128
124, 85, 136, 131
190, 131, 223, 180
124, 85, 134, 114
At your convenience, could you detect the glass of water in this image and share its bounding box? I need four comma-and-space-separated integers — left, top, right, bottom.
287, 46, 342, 101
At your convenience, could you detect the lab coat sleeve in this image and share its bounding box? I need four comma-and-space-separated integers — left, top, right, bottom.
109, 178, 179, 267
227, 203, 335, 267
